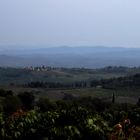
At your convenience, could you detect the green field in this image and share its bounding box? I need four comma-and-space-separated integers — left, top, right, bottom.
0, 85, 138, 104
0, 66, 140, 85
0, 66, 140, 105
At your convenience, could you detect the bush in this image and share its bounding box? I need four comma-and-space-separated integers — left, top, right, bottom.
3, 96, 21, 115
18, 92, 35, 110
37, 97, 56, 112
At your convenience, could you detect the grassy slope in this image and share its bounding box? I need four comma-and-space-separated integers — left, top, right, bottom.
0, 67, 140, 85
0, 67, 140, 104
1, 86, 138, 104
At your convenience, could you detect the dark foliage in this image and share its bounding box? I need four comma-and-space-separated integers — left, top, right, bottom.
3, 95, 21, 115
18, 92, 35, 110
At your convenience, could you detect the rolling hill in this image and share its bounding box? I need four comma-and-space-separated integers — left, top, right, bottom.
0, 46, 140, 68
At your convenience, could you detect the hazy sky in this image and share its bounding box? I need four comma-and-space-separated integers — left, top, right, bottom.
0, 0, 140, 49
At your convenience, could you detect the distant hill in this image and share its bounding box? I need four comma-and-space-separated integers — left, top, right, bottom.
0, 46, 140, 68
0, 66, 139, 85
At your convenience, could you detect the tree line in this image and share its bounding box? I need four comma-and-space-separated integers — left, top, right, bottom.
24, 73, 140, 90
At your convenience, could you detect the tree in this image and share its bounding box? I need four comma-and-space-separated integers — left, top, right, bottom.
112, 92, 115, 104
18, 92, 35, 110
37, 97, 56, 112
3, 95, 21, 115
137, 97, 140, 107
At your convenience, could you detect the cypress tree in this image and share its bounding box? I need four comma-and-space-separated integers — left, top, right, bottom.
112, 92, 115, 104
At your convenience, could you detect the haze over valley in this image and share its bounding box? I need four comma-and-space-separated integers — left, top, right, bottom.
0, 46, 140, 68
